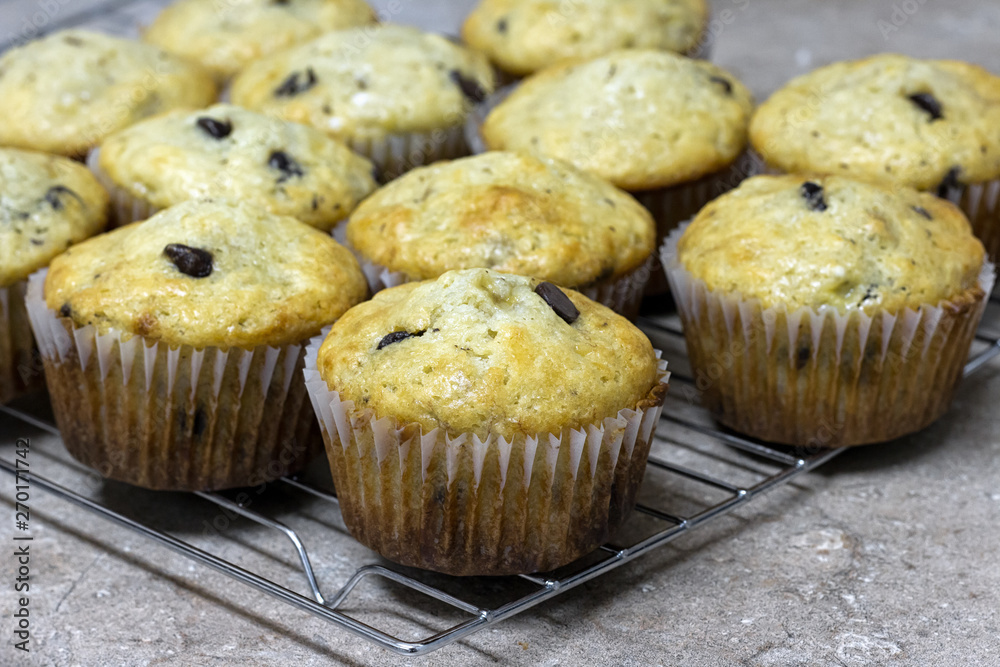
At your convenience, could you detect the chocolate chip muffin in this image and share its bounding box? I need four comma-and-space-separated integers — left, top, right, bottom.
344, 151, 656, 316
462, 0, 709, 79
144, 0, 377, 81
663, 175, 993, 447
305, 268, 669, 575
0, 30, 217, 159
750, 54, 1000, 260
478, 50, 754, 291
27, 199, 368, 490
1, 148, 108, 403
230, 24, 495, 179
93, 104, 377, 228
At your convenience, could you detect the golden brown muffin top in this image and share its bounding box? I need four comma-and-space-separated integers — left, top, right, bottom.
317, 269, 660, 439
97, 104, 376, 231
462, 0, 708, 76
144, 0, 377, 81
0, 30, 216, 157
1, 148, 108, 287
750, 54, 1000, 191
678, 175, 986, 313
346, 151, 655, 285
230, 25, 495, 141
45, 199, 368, 349
481, 50, 753, 190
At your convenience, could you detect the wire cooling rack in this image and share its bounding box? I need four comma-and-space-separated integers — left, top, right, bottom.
2, 0, 1000, 656
2, 294, 998, 655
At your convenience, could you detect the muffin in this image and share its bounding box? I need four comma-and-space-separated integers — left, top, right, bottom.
344, 151, 656, 317
144, 0, 377, 82
92, 104, 377, 228
1, 148, 108, 403
662, 175, 994, 447
230, 25, 495, 179
478, 49, 754, 290
25, 199, 368, 490
750, 54, 1000, 261
462, 0, 710, 80
0, 30, 217, 159
304, 269, 669, 575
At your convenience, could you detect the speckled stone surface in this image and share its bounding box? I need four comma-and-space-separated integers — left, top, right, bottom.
2, 1, 1000, 666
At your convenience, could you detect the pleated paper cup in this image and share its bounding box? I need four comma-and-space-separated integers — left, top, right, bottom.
344, 251, 654, 321
25, 270, 323, 491
348, 124, 469, 183
0, 281, 45, 404
86, 149, 160, 228
304, 335, 670, 576
939, 178, 1000, 264
661, 226, 996, 448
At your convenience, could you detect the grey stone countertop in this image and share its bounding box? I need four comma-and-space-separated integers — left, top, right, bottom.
2, 0, 1000, 665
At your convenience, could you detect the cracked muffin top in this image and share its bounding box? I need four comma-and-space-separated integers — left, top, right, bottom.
750, 54, 1000, 192
346, 151, 655, 286
144, 0, 377, 81
0, 30, 216, 158
677, 175, 987, 313
481, 50, 753, 191
230, 24, 495, 142
316, 269, 662, 439
45, 199, 368, 348
462, 0, 708, 77
97, 104, 377, 231
1, 148, 108, 287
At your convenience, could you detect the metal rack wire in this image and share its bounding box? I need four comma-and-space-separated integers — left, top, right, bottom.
1, 0, 999, 655
2, 293, 998, 655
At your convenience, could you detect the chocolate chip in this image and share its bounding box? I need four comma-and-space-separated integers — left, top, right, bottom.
912, 205, 933, 220
710, 76, 733, 95
59, 304, 71, 318
196, 116, 233, 139
497, 18, 508, 33
163, 244, 213, 278
937, 167, 961, 198
63, 35, 84, 46
535, 282, 579, 324
908, 92, 943, 121
377, 330, 426, 350
29, 238, 43, 246
449, 70, 486, 104
44, 185, 82, 210
800, 181, 828, 212
268, 150, 304, 182
274, 67, 317, 97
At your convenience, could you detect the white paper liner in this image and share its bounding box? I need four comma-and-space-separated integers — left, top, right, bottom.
303, 331, 669, 575
940, 177, 1000, 264
0, 280, 44, 404
348, 124, 468, 182
661, 225, 996, 447
25, 269, 322, 490
86, 148, 160, 228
